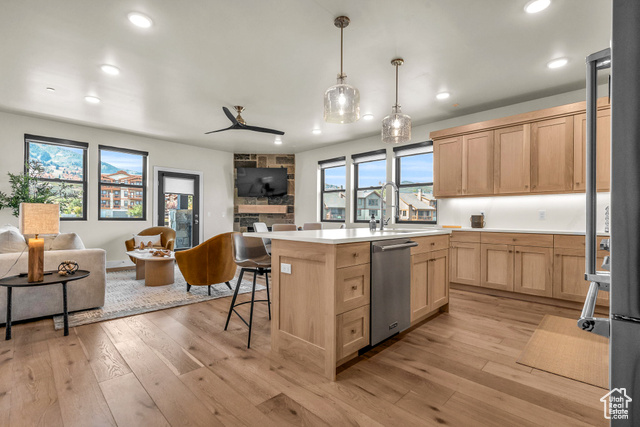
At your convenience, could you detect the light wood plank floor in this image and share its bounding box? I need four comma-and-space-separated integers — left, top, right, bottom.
1, 281, 608, 426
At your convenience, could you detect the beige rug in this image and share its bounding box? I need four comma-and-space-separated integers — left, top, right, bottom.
517, 314, 608, 389
53, 268, 264, 330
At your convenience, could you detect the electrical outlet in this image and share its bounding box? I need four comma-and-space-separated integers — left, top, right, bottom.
538, 210, 546, 220
281, 263, 292, 274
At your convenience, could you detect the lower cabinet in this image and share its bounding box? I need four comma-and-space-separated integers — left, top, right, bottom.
410, 248, 449, 323
553, 247, 609, 305
336, 305, 370, 360
513, 246, 553, 297
450, 242, 481, 286
480, 244, 514, 291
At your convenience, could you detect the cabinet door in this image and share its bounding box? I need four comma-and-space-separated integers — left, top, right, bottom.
480, 244, 514, 291
531, 117, 574, 192
462, 131, 494, 195
553, 247, 609, 305
514, 246, 553, 297
573, 109, 611, 192
429, 249, 449, 309
434, 136, 462, 197
410, 252, 430, 322
494, 125, 531, 194
450, 242, 480, 286
336, 305, 370, 359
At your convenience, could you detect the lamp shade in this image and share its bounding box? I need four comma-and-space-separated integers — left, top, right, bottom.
382, 105, 412, 144
324, 77, 360, 123
19, 203, 60, 235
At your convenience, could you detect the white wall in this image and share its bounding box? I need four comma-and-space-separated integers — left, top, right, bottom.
0, 111, 235, 264
296, 86, 610, 232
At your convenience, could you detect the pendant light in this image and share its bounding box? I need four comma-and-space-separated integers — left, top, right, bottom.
382, 58, 411, 144
324, 16, 360, 123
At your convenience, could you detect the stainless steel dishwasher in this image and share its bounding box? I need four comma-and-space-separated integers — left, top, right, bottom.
370, 238, 418, 346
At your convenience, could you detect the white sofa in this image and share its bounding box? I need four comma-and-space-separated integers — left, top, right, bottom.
0, 226, 106, 323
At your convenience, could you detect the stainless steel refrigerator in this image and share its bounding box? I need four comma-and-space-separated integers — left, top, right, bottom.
579, 1, 640, 425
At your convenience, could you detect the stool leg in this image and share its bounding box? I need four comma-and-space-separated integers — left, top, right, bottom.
265, 271, 271, 320
5, 287, 12, 340
225, 281, 232, 290
186, 283, 191, 292
208, 285, 211, 296
224, 269, 244, 330
247, 270, 258, 348
62, 282, 69, 337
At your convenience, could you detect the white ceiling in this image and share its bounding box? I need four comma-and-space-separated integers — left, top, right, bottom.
0, 0, 611, 154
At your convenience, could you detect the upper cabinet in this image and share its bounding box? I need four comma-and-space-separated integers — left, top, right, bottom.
494, 125, 530, 194
434, 136, 462, 197
430, 99, 610, 198
573, 109, 611, 192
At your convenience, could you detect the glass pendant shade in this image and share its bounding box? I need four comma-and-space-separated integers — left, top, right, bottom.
324, 76, 360, 123
382, 105, 411, 144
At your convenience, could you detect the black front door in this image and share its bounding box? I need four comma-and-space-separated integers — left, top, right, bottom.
157, 171, 200, 249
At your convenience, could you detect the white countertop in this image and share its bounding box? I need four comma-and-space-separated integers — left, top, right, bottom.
449, 227, 609, 236
247, 228, 450, 244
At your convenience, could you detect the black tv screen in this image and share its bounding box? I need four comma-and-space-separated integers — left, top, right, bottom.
236, 167, 288, 197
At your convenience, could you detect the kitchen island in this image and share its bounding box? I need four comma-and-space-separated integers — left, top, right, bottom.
248, 228, 451, 380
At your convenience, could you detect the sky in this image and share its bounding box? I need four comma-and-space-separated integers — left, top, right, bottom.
101, 150, 143, 173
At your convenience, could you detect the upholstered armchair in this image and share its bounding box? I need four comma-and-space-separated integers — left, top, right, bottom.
174, 232, 236, 295
125, 226, 176, 264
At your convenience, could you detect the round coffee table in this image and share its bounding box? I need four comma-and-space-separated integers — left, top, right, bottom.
125, 251, 175, 286
0, 270, 90, 340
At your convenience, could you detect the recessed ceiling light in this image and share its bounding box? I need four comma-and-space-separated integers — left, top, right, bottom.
312, 129, 322, 135
524, 0, 551, 14
100, 64, 120, 75
46, 87, 55, 92
128, 12, 153, 28
362, 114, 374, 121
84, 96, 101, 104
547, 57, 568, 69
436, 92, 450, 100
274, 136, 283, 145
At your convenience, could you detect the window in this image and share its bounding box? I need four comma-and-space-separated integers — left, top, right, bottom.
99, 145, 147, 220
319, 157, 346, 222
394, 141, 437, 224
24, 134, 88, 220
353, 150, 387, 222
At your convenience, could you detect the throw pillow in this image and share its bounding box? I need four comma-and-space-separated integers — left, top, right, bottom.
51, 232, 86, 250
134, 234, 162, 248
0, 225, 28, 254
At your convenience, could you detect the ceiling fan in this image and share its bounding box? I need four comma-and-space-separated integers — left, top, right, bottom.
205, 106, 285, 135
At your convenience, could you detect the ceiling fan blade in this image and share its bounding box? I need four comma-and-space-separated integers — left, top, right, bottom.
204, 125, 235, 134
241, 124, 285, 135
222, 107, 238, 124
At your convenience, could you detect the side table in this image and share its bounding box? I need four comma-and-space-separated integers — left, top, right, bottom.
0, 270, 90, 340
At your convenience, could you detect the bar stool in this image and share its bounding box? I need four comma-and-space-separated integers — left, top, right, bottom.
272, 223, 297, 232
302, 222, 322, 230
224, 232, 271, 348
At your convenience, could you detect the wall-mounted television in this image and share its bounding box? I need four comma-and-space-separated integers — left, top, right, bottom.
236, 167, 288, 197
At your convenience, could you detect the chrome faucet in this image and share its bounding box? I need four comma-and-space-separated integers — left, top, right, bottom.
379, 181, 400, 230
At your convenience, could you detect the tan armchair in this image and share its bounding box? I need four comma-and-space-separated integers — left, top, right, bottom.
175, 232, 236, 295
125, 226, 176, 264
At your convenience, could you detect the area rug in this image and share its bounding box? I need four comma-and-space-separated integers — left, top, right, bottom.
517, 314, 608, 389
53, 268, 264, 330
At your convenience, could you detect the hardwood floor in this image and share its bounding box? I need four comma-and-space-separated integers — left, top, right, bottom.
0, 283, 608, 426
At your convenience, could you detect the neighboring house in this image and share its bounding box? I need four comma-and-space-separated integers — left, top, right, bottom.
399, 189, 436, 221
323, 191, 346, 220
356, 190, 385, 220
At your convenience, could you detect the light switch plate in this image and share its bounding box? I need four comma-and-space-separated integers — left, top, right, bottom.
281, 263, 292, 274
538, 210, 546, 220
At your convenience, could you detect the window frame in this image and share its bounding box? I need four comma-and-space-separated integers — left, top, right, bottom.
98, 145, 148, 221
394, 141, 437, 225
24, 134, 89, 221
319, 156, 346, 223
353, 149, 387, 223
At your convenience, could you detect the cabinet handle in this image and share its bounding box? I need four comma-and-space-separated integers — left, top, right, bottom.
516, 251, 520, 253
532, 185, 537, 189
351, 329, 356, 334
556, 254, 560, 257
430, 242, 435, 246
524, 185, 529, 189
576, 182, 580, 185
354, 253, 359, 257
508, 250, 513, 253
351, 285, 358, 290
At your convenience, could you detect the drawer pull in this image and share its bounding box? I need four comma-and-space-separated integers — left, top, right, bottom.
351, 285, 358, 290
516, 250, 520, 253
351, 329, 356, 334
508, 250, 513, 253
354, 253, 359, 257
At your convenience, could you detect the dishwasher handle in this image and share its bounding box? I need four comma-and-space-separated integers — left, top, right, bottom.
375, 241, 419, 252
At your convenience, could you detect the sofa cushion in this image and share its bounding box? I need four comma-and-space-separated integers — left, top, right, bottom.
134, 234, 162, 247
0, 225, 27, 253
51, 232, 86, 250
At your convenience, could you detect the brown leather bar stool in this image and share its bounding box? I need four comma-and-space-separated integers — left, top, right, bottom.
224, 232, 271, 348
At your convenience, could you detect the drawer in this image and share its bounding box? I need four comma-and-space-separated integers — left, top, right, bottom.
336, 242, 370, 268
411, 235, 450, 255
554, 234, 610, 250
480, 232, 553, 247
451, 231, 480, 243
336, 264, 370, 314
336, 305, 370, 359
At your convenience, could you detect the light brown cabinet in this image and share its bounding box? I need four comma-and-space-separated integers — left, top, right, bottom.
480, 243, 514, 291
450, 241, 481, 286
493, 125, 531, 194
462, 131, 494, 195
553, 248, 609, 306
513, 246, 553, 297
410, 245, 449, 323
434, 136, 462, 197
573, 109, 611, 192
531, 117, 574, 193
336, 305, 370, 360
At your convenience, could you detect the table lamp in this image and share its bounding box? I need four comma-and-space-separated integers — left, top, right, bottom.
19, 203, 60, 282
